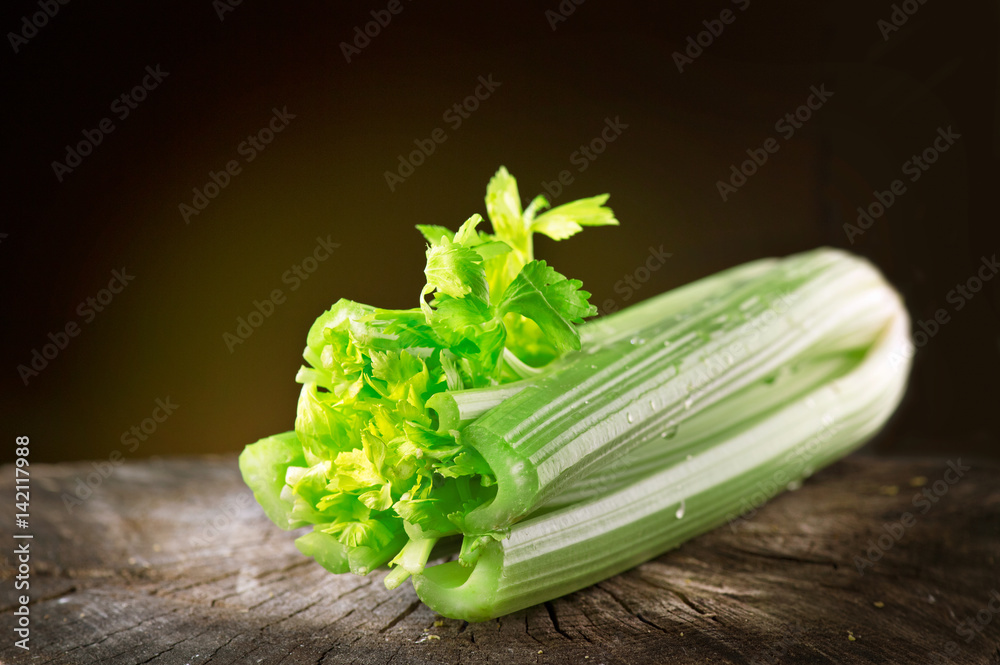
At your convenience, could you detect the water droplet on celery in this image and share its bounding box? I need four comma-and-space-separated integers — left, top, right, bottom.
649, 399, 657, 410
661, 423, 678, 439
663, 340, 671, 347
630, 336, 645, 345
675, 500, 686, 519
590, 364, 597, 369
683, 397, 693, 410
626, 412, 634, 423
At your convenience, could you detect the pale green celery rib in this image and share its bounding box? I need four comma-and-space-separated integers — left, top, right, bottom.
546, 282, 900, 507
460, 248, 889, 533
412, 300, 912, 621
501, 347, 544, 379
398, 535, 438, 573
541, 352, 852, 509
427, 383, 529, 433
578, 255, 777, 346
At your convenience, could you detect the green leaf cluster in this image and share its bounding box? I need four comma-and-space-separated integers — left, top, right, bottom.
241, 167, 617, 570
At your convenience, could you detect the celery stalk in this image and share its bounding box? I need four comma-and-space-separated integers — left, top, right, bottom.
427, 384, 529, 433
578, 256, 777, 346
413, 294, 911, 620
542, 352, 853, 508
460, 248, 896, 533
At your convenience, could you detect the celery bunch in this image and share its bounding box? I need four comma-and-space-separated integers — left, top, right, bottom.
239, 168, 912, 621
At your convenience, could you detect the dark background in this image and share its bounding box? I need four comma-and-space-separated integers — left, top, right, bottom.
3, 1, 998, 464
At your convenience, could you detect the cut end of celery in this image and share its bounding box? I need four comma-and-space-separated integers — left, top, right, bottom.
411, 543, 504, 622
384, 565, 412, 590
460, 425, 540, 533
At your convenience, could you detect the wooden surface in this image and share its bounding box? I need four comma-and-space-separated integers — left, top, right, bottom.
1, 455, 998, 665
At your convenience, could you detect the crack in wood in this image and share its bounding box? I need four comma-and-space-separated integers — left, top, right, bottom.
543, 601, 572, 641
635, 612, 670, 635
633, 572, 714, 617
201, 627, 246, 664
312, 639, 344, 665
382, 644, 404, 665
156, 568, 244, 596
379, 600, 421, 634
522, 613, 545, 646
722, 545, 838, 568
131, 624, 216, 665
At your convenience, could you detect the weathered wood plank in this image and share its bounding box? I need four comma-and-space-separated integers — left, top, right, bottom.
1, 455, 998, 664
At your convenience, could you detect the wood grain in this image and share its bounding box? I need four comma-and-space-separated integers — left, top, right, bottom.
1, 455, 998, 665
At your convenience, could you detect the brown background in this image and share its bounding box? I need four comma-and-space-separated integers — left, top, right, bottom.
3, 0, 998, 463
